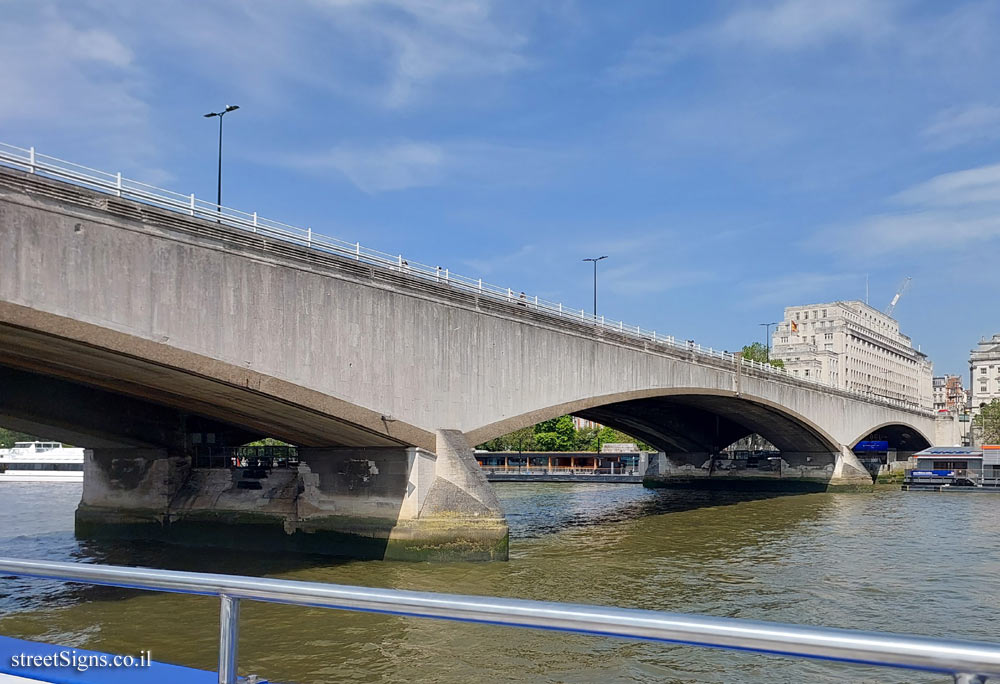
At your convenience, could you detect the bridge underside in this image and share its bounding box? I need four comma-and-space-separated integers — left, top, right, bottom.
0, 324, 507, 562
575, 395, 874, 491
0, 319, 409, 448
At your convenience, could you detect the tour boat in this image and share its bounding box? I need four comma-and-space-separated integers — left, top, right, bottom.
0, 442, 84, 483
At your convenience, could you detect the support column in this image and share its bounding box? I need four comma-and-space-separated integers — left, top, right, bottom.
77, 437, 509, 562
75, 448, 189, 537
643, 449, 873, 492
829, 446, 876, 490
394, 430, 508, 560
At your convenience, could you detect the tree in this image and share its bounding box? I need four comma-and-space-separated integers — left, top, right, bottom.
0, 428, 40, 448
533, 416, 576, 451
594, 426, 654, 452
243, 437, 291, 447
477, 426, 536, 452
741, 342, 784, 368
974, 400, 1000, 445
476, 416, 656, 453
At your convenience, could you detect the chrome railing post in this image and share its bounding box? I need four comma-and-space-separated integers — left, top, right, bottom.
954, 674, 987, 684
218, 594, 240, 684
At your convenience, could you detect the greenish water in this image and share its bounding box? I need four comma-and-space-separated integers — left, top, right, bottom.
1, 482, 997, 683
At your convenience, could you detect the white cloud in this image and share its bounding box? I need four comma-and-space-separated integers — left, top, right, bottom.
820, 161, 1000, 255
0, 8, 147, 145
713, 0, 895, 50
330, 0, 531, 107
134, 0, 531, 110
921, 105, 1000, 150
746, 272, 864, 306
288, 138, 576, 193
608, 0, 897, 81
462, 244, 537, 276
297, 141, 447, 193
602, 261, 716, 296
893, 163, 1000, 207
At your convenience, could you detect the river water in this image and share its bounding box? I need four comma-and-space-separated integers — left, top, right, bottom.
1, 482, 997, 683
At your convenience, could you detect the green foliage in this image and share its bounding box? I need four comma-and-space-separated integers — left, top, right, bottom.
533, 415, 576, 451
974, 400, 1000, 445
0, 428, 41, 448
476, 417, 652, 452
741, 341, 784, 368
243, 438, 291, 447
594, 426, 653, 452
477, 426, 536, 452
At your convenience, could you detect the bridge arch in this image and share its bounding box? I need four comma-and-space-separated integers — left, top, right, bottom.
466, 388, 844, 456
851, 422, 933, 453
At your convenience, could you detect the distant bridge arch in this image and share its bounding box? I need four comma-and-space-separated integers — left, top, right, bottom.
467, 388, 843, 457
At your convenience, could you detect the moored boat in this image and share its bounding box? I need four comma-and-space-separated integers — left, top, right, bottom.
0, 442, 84, 483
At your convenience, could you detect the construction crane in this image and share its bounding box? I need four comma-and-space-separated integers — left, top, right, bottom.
884, 276, 912, 318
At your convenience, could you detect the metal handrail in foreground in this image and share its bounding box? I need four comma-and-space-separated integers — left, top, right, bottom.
0, 558, 996, 684
0, 141, 931, 416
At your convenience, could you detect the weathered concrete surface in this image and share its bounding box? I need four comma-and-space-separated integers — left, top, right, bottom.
642, 448, 872, 492
77, 444, 508, 561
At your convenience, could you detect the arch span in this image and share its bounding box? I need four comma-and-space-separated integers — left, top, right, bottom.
852, 422, 933, 453
0, 313, 427, 449
466, 388, 843, 457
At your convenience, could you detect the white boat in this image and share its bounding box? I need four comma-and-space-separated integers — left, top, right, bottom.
0, 441, 84, 482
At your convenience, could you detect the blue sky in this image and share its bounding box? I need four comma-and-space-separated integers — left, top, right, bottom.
2, 0, 999, 375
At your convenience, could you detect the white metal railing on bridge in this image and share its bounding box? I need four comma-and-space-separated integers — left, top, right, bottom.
0, 141, 930, 415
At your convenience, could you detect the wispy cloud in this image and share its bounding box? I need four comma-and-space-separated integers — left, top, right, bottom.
746, 272, 865, 306
295, 141, 447, 193
320, 0, 532, 107
921, 105, 1000, 150
130, 0, 532, 110
288, 138, 577, 193
711, 0, 895, 50
462, 244, 537, 276
820, 162, 1000, 255
893, 163, 1000, 206
607, 0, 897, 82
602, 262, 716, 296
0, 3, 161, 175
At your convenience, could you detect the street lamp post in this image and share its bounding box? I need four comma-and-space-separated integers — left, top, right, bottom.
759, 321, 780, 362
582, 256, 608, 319
203, 105, 240, 211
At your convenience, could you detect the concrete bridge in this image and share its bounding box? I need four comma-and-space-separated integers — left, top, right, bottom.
0, 153, 949, 560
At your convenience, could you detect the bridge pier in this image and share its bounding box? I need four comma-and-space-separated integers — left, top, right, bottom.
643, 447, 873, 492
75, 432, 508, 561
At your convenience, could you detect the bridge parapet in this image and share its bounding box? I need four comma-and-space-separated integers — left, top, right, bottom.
0, 142, 930, 416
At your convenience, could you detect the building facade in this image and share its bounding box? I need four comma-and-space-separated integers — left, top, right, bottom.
933, 375, 967, 413
970, 334, 1000, 412
771, 300, 933, 410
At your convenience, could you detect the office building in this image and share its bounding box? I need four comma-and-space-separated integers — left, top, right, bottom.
771, 301, 933, 409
